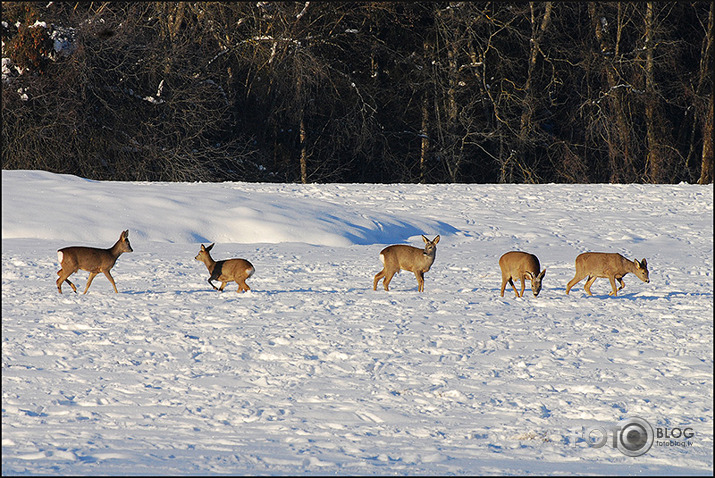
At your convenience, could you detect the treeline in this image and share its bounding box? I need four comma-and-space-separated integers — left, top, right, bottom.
2, 2, 713, 184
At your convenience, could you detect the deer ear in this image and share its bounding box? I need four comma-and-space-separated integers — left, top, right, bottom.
539, 269, 546, 279
641, 258, 647, 267
206, 243, 215, 251
433, 235, 440, 244
422, 235, 429, 243
122, 229, 129, 238
634, 259, 642, 268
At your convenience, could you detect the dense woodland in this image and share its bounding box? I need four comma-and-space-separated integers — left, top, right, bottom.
2, 2, 713, 184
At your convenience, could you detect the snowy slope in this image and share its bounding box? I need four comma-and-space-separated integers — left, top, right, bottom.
2, 170, 713, 475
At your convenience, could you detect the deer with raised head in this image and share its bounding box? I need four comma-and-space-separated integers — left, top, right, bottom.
499, 251, 546, 298
373, 235, 440, 292
56, 229, 133, 294
195, 243, 255, 293
566, 252, 650, 296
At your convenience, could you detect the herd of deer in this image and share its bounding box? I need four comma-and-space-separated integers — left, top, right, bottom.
55, 230, 650, 297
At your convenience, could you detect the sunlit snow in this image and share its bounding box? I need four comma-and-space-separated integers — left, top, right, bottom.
2, 170, 712, 475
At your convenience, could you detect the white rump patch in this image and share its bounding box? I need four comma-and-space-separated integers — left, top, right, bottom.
246, 267, 255, 278
57, 250, 63, 263
379, 253, 385, 265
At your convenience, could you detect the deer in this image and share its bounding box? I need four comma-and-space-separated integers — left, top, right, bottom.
195, 243, 255, 293
56, 229, 133, 294
499, 251, 546, 298
566, 252, 650, 296
373, 235, 440, 292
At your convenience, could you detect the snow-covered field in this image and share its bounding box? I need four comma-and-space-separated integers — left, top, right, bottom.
2, 170, 713, 475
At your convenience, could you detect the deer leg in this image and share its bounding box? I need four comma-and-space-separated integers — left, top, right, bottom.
66, 279, 77, 293
519, 277, 526, 298
103, 270, 119, 293
83, 272, 99, 294
57, 269, 78, 294
414, 271, 425, 292
584, 276, 597, 296
566, 273, 585, 294
507, 278, 519, 297
616, 277, 625, 291
608, 277, 619, 296
239, 280, 251, 292
56, 270, 63, 293
373, 269, 385, 290
219, 282, 227, 291
500, 275, 509, 297
382, 270, 396, 291
208, 278, 219, 290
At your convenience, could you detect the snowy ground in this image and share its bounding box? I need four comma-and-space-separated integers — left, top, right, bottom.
2, 170, 713, 475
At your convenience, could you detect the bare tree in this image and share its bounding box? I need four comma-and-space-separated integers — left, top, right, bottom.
698, 2, 714, 184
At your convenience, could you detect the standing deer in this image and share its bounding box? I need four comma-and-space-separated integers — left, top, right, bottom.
195, 243, 255, 293
499, 251, 546, 298
566, 252, 650, 296
56, 229, 133, 294
373, 235, 440, 292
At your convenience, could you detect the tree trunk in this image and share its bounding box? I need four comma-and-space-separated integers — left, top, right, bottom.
297, 74, 308, 184
698, 3, 714, 184
514, 2, 552, 183
644, 2, 660, 182
520, 2, 552, 138
420, 92, 429, 184
589, 2, 633, 182
300, 114, 308, 184
699, 93, 714, 184
444, 18, 460, 182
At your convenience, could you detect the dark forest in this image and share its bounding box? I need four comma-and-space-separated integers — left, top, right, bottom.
2, 2, 713, 184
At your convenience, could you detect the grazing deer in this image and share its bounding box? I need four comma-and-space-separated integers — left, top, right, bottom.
195, 243, 255, 293
566, 252, 650, 296
499, 251, 546, 298
56, 229, 133, 294
373, 235, 440, 292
